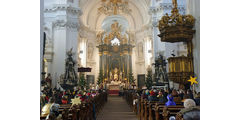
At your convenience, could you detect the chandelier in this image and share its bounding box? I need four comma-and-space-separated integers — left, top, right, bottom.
98, 0, 132, 15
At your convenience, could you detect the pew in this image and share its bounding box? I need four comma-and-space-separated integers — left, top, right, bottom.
123, 91, 185, 120
40, 92, 108, 120
124, 91, 200, 120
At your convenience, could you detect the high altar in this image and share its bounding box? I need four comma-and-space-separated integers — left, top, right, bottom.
97, 21, 134, 90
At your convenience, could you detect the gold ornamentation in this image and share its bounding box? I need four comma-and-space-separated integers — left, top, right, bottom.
122, 34, 128, 44
158, 1, 195, 43
102, 21, 129, 45
167, 56, 194, 84
98, 0, 132, 15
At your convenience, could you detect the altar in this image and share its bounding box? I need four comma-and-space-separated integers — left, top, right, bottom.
107, 85, 119, 95
109, 85, 120, 90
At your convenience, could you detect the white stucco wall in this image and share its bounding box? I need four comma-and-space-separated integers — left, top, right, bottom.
187, 0, 200, 92
43, 0, 82, 88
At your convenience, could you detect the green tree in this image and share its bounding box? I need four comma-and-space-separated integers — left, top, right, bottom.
128, 70, 135, 85
79, 74, 86, 90
145, 70, 153, 89
97, 69, 104, 85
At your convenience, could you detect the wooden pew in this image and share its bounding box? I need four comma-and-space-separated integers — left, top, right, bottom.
40, 92, 108, 120
137, 98, 182, 120
154, 105, 184, 120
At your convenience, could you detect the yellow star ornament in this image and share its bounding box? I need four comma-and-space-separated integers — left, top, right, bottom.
71, 98, 81, 106
188, 76, 198, 85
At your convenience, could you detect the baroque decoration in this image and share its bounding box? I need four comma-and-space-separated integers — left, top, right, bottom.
97, 21, 134, 87
158, 0, 195, 85
98, 0, 132, 15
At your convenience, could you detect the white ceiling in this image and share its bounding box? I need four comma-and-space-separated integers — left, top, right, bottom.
78, 0, 151, 31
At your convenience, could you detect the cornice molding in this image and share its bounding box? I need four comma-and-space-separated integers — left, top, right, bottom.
44, 4, 82, 16
53, 20, 79, 30
149, 3, 185, 15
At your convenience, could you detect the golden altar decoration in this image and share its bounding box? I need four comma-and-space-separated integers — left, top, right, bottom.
109, 84, 120, 90
98, 0, 132, 15
158, 0, 195, 85
97, 21, 134, 85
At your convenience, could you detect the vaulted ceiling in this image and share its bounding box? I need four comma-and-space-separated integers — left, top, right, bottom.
79, 0, 151, 31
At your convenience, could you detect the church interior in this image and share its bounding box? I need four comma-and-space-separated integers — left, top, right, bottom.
40, 0, 200, 119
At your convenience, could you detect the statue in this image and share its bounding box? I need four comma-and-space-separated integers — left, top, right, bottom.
172, 0, 178, 8
104, 36, 108, 44
45, 73, 52, 87
119, 71, 122, 81
110, 71, 113, 80
153, 54, 168, 83
114, 68, 118, 81
96, 31, 104, 44
64, 48, 78, 85
123, 34, 128, 44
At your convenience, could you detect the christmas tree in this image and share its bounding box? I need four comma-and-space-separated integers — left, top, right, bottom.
128, 70, 135, 85
79, 74, 86, 90
145, 69, 153, 89
97, 69, 104, 85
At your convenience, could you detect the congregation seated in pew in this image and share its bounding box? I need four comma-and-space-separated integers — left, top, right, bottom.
123, 88, 200, 120
40, 85, 107, 120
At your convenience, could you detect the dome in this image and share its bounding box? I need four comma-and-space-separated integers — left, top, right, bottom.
101, 15, 129, 32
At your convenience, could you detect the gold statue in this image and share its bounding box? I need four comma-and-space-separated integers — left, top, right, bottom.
123, 34, 128, 44
97, 31, 104, 44
114, 68, 118, 81
159, 13, 170, 29
104, 36, 108, 44
172, 0, 178, 8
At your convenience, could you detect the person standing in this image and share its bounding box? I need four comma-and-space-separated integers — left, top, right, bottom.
45, 73, 52, 88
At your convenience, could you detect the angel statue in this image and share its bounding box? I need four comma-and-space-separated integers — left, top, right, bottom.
172, 0, 178, 8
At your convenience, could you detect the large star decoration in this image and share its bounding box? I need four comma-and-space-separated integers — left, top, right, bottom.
71, 98, 81, 106
188, 76, 198, 85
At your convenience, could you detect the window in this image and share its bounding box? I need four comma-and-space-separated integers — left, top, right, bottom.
111, 37, 120, 46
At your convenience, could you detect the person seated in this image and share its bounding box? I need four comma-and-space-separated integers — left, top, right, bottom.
187, 89, 194, 99
165, 94, 176, 106
177, 99, 200, 120
157, 91, 167, 103
194, 92, 200, 106
61, 96, 68, 104
148, 89, 154, 101
172, 89, 178, 97
49, 98, 60, 117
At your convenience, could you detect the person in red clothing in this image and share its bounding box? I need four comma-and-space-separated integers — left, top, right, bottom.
61, 96, 68, 104
45, 73, 52, 88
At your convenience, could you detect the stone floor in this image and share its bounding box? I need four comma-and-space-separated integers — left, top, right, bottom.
96, 95, 138, 120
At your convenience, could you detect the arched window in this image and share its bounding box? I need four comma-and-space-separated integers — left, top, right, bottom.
111, 37, 120, 46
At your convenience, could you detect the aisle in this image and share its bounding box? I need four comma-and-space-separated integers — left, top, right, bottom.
96, 96, 138, 120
